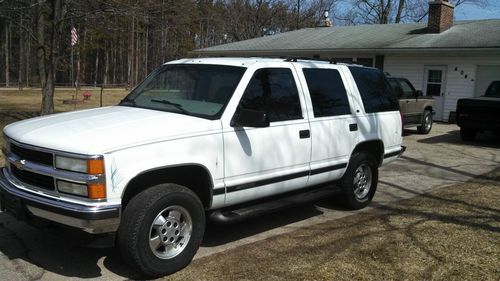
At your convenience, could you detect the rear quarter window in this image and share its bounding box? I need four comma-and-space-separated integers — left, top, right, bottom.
349, 67, 399, 113
302, 68, 351, 117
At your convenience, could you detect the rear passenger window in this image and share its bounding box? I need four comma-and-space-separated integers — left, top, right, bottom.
239, 68, 302, 122
303, 69, 351, 117
349, 67, 399, 113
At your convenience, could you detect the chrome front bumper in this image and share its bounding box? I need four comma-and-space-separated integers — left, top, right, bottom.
0, 167, 121, 233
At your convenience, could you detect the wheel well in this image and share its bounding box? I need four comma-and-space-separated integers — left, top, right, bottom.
121, 165, 213, 209
424, 106, 433, 113
352, 140, 384, 166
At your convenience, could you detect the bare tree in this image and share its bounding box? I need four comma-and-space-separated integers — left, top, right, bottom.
343, 0, 489, 24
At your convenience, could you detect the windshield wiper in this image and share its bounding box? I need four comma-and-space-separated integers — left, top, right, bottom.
151, 99, 188, 113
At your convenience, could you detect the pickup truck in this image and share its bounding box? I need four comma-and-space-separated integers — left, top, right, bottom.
456, 81, 500, 141
387, 76, 435, 134
1, 57, 404, 277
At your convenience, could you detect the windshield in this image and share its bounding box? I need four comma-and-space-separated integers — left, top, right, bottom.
484, 81, 500, 98
120, 64, 246, 119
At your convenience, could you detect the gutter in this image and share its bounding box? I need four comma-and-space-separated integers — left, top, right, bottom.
190, 47, 500, 57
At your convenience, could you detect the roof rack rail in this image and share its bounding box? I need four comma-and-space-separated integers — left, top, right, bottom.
283, 56, 329, 63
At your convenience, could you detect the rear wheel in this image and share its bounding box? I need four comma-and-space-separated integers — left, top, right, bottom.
417, 110, 433, 134
118, 184, 205, 278
460, 127, 477, 141
339, 152, 378, 210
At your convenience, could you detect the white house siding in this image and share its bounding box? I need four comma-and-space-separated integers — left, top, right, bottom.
384, 54, 500, 122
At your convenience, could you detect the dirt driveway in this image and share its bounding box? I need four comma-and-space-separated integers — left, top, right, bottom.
0, 123, 498, 280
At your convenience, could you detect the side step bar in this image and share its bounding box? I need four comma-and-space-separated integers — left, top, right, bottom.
208, 185, 340, 224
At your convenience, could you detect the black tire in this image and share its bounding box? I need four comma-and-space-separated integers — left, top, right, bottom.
460, 127, 477, 141
118, 184, 205, 278
417, 110, 433, 134
339, 152, 378, 210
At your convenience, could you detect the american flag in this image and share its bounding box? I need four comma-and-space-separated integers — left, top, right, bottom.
71, 26, 78, 46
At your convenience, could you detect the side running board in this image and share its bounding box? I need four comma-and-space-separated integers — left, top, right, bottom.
208, 185, 340, 224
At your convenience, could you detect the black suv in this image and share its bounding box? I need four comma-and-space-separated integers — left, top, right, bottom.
387, 76, 435, 134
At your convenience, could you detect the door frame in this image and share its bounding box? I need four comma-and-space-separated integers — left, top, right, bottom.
423, 66, 447, 121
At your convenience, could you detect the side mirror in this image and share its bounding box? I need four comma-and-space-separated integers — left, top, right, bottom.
231, 108, 270, 128
415, 90, 424, 97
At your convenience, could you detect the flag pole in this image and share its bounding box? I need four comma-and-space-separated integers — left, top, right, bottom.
71, 40, 74, 91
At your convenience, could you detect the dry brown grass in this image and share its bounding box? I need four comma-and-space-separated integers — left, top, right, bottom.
165, 169, 500, 281
0, 87, 129, 166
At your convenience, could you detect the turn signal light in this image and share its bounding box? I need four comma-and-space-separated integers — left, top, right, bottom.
88, 183, 106, 199
87, 159, 105, 174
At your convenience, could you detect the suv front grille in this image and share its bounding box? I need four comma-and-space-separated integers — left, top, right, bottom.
10, 143, 54, 166
10, 164, 55, 191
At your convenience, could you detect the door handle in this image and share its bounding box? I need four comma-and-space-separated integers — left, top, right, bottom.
299, 130, 310, 139
349, 123, 358, 131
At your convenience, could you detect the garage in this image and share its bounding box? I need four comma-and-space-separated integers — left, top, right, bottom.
475, 65, 500, 97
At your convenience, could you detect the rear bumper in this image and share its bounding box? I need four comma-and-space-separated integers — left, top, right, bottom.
456, 119, 500, 131
0, 167, 120, 233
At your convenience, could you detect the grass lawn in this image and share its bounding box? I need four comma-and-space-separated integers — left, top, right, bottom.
0, 87, 130, 166
165, 169, 500, 281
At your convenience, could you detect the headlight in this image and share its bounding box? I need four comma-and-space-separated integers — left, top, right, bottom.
57, 180, 88, 197
55, 156, 105, 174
55, 155, 106, 199
55, 156, 87, 173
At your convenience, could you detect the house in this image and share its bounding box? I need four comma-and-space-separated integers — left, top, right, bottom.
192, 0, 500, 122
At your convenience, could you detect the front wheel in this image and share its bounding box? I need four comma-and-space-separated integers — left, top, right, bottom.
339, 152, 378, 210
417, 110, 433, 134
118, 184, 205, 278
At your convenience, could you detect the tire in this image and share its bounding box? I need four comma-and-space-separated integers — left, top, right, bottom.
118, 184, 205, 278
417, 110, 433, 134
339, 152, 378, 210
460, 127, 477, 141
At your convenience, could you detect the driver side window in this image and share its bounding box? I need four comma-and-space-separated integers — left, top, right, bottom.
238, 68, 302, 122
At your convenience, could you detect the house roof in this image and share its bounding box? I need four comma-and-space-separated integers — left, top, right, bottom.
193, 19, 500, 56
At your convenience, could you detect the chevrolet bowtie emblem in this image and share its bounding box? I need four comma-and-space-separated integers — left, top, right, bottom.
14, 159, 26, 170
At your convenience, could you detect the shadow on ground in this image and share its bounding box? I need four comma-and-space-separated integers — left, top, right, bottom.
416, 129, 500, 149
0, 191, 348, 280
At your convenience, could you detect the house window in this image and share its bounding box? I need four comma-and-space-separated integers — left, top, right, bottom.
426, 70, 443, 96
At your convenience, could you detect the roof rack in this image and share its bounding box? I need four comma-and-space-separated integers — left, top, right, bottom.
283, 56, 332, 63
282, 56, 367, 66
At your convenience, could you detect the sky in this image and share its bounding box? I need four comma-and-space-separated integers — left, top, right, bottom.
454, 1, 500, 20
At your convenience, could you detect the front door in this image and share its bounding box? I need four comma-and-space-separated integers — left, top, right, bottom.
424, 66, 447, 121
223, 67, 311, 206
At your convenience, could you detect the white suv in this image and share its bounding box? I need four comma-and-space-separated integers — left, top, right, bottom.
1, 57, 404, 277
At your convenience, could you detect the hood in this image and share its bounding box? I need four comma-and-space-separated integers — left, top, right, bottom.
4, 106, 221, 155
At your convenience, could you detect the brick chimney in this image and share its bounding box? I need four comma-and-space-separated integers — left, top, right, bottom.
427, 0, 455, 33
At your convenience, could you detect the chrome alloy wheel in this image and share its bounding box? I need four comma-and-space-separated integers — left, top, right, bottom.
149, 205, 192, 259
353, 163, 372, 200
424, 114, 432, 131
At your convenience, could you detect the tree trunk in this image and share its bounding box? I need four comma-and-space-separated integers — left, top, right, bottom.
94, 50, 99, 87
38, 0, 62, 115
4, 21, 10, 87
145, 25, 148, 76
128, 16, 135, 88
395, 0, 405, 23
104, 48, 109, 87
381, 0, 391, 24
18, 27, 23, 90
135, 20, 139, 86
26, 31, 31, 87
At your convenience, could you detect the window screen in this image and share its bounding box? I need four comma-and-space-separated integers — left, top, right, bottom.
303, 68, 351, 117
239, 68, 302, 122
349, 66, 399, 113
